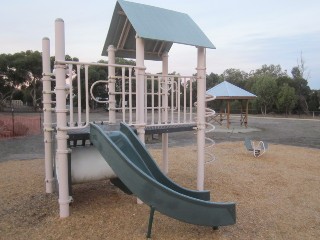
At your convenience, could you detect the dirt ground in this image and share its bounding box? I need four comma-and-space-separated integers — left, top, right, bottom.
0, 142, 319, 239
0, 115, 319, 239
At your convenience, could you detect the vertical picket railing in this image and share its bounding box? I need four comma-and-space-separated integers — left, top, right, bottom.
53, 61, 136, 128
143, 74, 196, 126
107, 66, 136, 124
47, 60, 197, 130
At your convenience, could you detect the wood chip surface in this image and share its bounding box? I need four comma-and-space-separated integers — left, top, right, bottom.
1, 142, 319, 239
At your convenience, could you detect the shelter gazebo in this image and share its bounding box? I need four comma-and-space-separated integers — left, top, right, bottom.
206, 81, 256, 128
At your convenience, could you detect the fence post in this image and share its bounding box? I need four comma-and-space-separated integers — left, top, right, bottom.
11, 108, 14, 136
39, 112, 42, 133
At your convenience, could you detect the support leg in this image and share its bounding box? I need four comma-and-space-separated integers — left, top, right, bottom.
162, 133, 169, 174
147, 206, 155, 239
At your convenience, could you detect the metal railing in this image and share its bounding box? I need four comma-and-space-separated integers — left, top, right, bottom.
144, 74, 196, 125
52, 60, 197, 129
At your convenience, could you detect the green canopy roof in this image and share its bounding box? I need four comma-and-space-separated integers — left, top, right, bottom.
102, 0, 215, 61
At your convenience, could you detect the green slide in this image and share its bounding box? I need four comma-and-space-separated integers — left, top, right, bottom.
119, 123, 211, 201
90, 123, 236, 236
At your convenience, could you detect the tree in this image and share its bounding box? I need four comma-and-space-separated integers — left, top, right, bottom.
0, 53, 27, 109
276, 76, 293, 88
206, 72, 220, 90
291, 66, 310, 95
221, 68, 248, 88
291, 66, 310, 114
0, 75, 14, 110
276, 84, 297, 116
251, 64, 287, 79
308, 91, 320, 112
23, 51, 43, 110
249, 64, 286, 115
290, 54, 311, 114
252, 75, 278, 115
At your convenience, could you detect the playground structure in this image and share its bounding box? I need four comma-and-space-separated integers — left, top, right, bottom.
42, 0, 235, 231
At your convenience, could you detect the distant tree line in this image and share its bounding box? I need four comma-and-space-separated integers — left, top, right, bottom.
0, 50, 319, 116
205, 62, 319, 115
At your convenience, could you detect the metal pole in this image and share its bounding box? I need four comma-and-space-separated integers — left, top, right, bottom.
107, 45, 116, 123
11, 108, 14, 136
129, 68, 133, 124
68, 64, 74, 127
76, 65, 81, 124
146, 206, 155, 238
135, 35, 146, 205
151, 76, 155, 124
162, 52, 169, 174
55, 18, 71, 218
135, 35, 145, 143
144, 75, 148, 124
42, 37, 54, 193
122, 67, 126, 122
196, 47, 206, 191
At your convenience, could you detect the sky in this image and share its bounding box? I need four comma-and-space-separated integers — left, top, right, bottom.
1, 0, 320, 89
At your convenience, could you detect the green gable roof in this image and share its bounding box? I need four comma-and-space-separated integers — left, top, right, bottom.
102, 0, 215, 61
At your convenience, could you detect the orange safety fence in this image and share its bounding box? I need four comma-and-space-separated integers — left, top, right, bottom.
0, 114, 41, 139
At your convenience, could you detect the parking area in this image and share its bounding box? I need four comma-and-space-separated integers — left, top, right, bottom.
0, 114, 319, 162
165, 116, 320, 149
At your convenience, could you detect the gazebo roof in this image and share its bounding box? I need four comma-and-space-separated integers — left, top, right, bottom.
102, 0, 215, 61
206, 81, 256, 100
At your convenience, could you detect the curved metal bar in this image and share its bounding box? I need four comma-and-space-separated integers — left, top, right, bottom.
89, 80, 110, 103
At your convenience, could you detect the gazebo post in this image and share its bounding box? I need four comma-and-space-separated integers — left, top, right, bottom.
240, 100, 244, 126
245, 100, 249, 128
227, 100, 230, 129
240, 100, 243, 119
